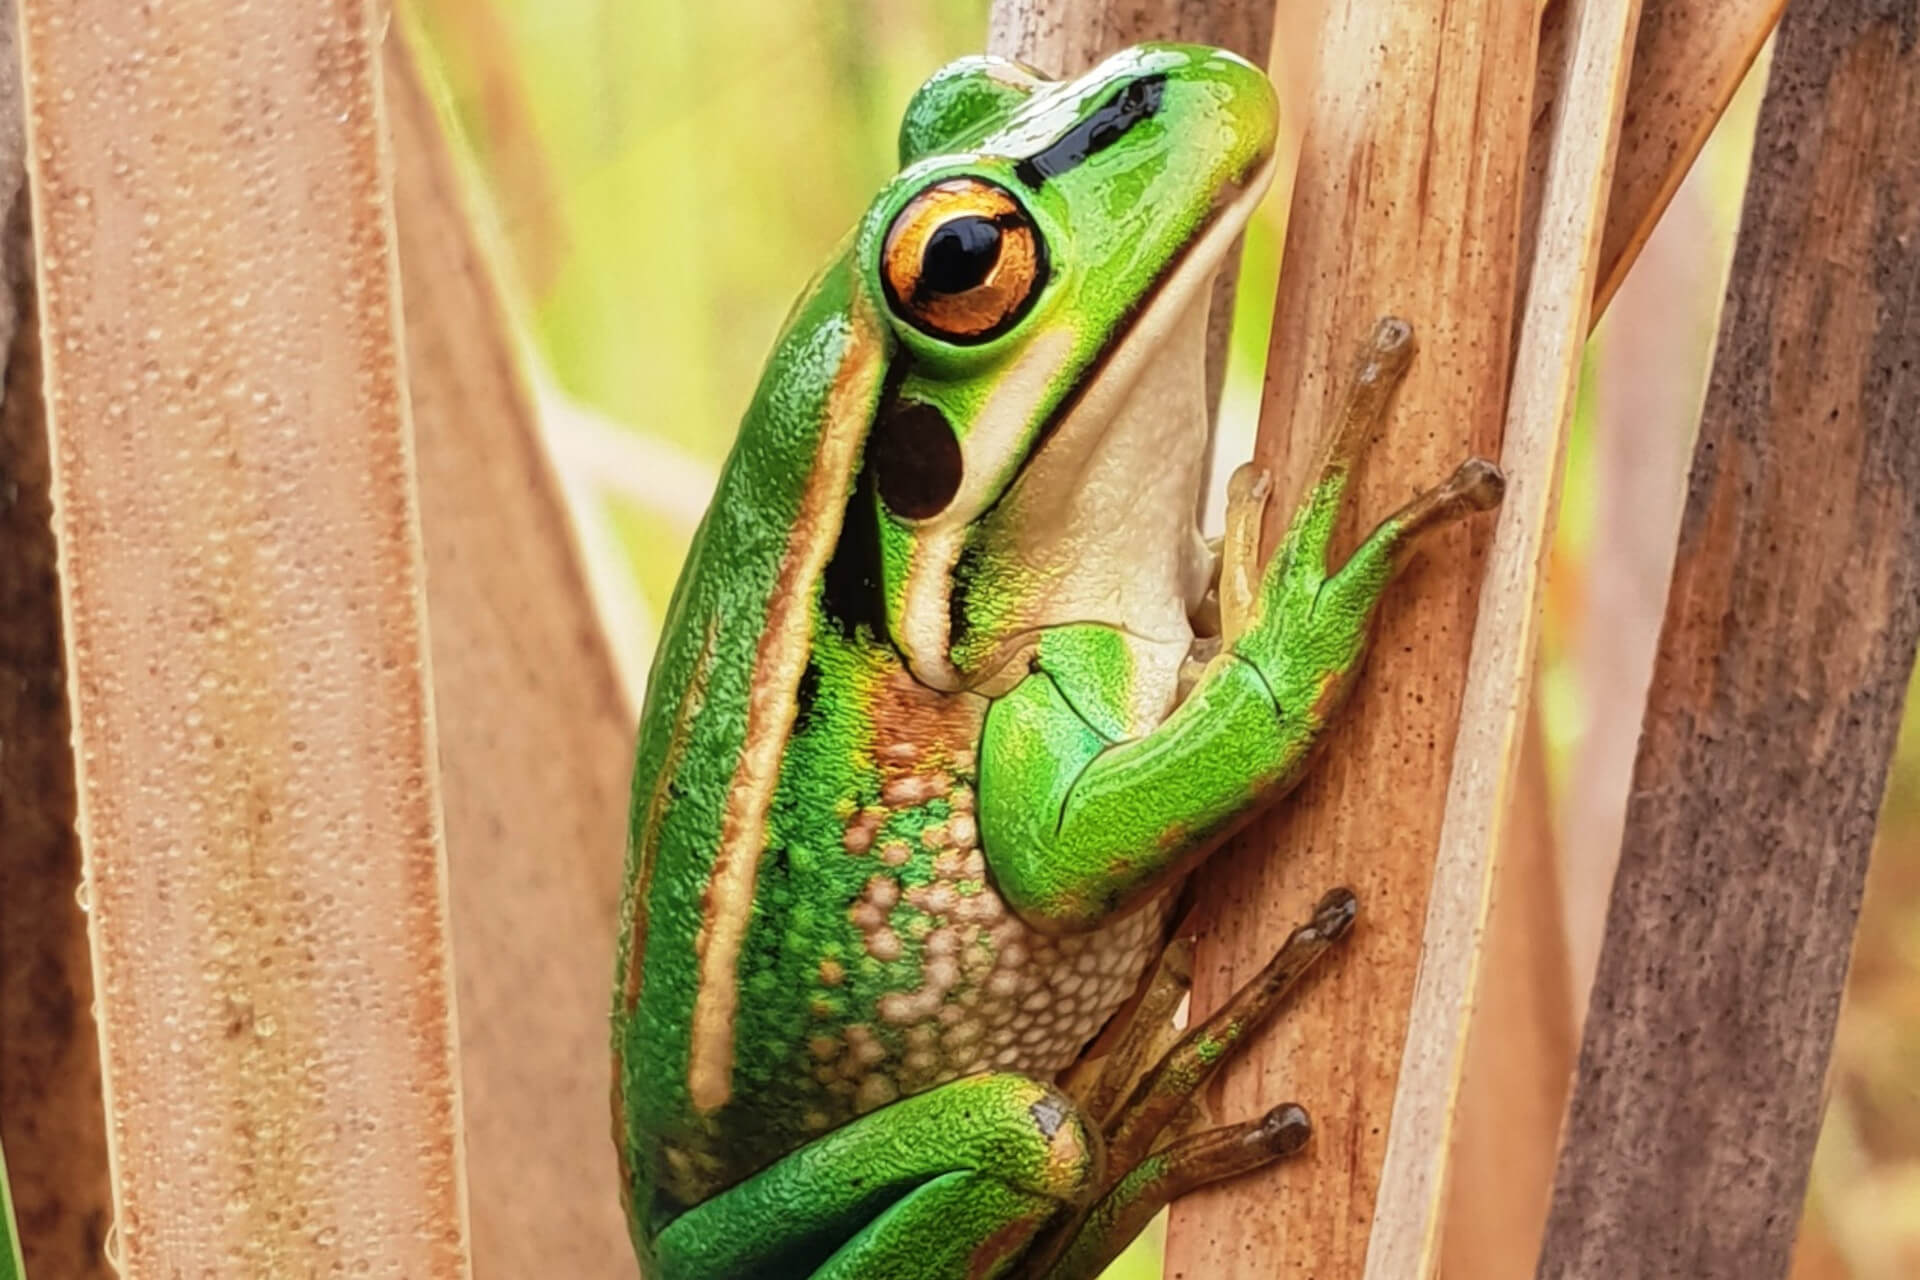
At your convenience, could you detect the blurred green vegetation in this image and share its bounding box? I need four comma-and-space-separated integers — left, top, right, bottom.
406, 4, 1919, 1276
410, 0, 986, 452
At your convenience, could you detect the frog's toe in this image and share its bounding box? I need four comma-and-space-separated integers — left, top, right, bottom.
1364, 314, 1416, 363
1447, 456, 1507, 511
1219, 463, 1274, 641
1037, 1104, 1315, 1280
1310, 885, 1360, 941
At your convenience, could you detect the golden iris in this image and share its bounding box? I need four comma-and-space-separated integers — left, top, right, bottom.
881, 178, 1044, 343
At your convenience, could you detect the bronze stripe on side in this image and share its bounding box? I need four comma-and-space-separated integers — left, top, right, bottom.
686, 295, 884, 1114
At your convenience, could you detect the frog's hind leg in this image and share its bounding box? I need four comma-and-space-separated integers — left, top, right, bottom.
811, 1171, 1055, 1280
1067, 936, 1194, 1127
652, 1073, 1099, 1280
1101, 889, 1354, 1172
1024, 889, 1357, 1279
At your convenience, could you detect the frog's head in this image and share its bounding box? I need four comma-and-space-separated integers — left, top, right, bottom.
845, 44, 1279, 706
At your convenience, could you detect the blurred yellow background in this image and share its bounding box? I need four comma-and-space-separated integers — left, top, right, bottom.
401, 3, 1919, 1275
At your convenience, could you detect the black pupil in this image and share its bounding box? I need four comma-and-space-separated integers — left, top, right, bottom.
920, 217, 1002, 296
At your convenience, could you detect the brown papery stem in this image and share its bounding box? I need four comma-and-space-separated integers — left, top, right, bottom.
1439, 703, 1575, 1280
1166, 2, 1540, 1275
1169, 0, 1790, 1268
1578, 0, 1787, 315
1536, 0, 1920, 1273
1363, 0, 1643, 1271
0, 3, 115, 1273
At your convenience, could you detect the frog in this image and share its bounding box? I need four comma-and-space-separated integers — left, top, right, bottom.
610, 42, 1504, 1280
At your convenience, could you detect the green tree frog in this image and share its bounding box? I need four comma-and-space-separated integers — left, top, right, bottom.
611, 43, 1503, 1280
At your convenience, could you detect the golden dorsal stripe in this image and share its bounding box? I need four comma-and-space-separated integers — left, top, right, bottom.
687, 291, 884, 1114
621, 614, 721, 1019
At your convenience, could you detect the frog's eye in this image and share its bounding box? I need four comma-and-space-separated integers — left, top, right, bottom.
881, 178, 1045, 344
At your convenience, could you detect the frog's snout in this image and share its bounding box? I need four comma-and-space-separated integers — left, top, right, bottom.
1131, 41, 1279, 161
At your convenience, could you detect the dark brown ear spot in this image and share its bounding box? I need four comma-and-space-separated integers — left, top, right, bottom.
869, 398, 963, 520
881, 178, 1045, 344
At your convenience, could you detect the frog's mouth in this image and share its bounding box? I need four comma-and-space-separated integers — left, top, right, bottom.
1001, 149, 1281, 505
898, 148, 1281, 705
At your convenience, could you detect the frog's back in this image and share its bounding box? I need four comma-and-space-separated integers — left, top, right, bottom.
608, 254, 883, 1225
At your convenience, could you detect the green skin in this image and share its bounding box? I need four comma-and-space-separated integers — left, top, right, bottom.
612, 43, 1501, 1280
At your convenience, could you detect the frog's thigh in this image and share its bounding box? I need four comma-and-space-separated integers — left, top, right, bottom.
654, 1073, 1100, 1280
813, 1170, 1056, 1280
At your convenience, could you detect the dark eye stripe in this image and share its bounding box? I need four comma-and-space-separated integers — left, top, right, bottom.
1015, 73, 1166, 188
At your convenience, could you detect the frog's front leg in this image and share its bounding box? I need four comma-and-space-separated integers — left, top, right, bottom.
978, 317, 1503, 932
652, 1074, 1098, 1280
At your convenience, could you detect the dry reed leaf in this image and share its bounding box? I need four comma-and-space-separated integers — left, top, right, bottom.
385, 26, 638, 1279
1439, 707, 1575, 1280
0, 5, 115, 1275
18, 2, 469, 1273
1162, 0, 1788, 1269
1524, 1, 1785, 316
0, 82, 115, 1280
1585, 0, 1785, 310
1435, 3, 1781, 1273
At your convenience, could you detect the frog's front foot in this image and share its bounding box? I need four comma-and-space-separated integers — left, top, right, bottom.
1191, 460, 1273, 645
1216, 317, 1504, 658
1022, 890, 1359, 1279
1228, 318, 1504, 713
